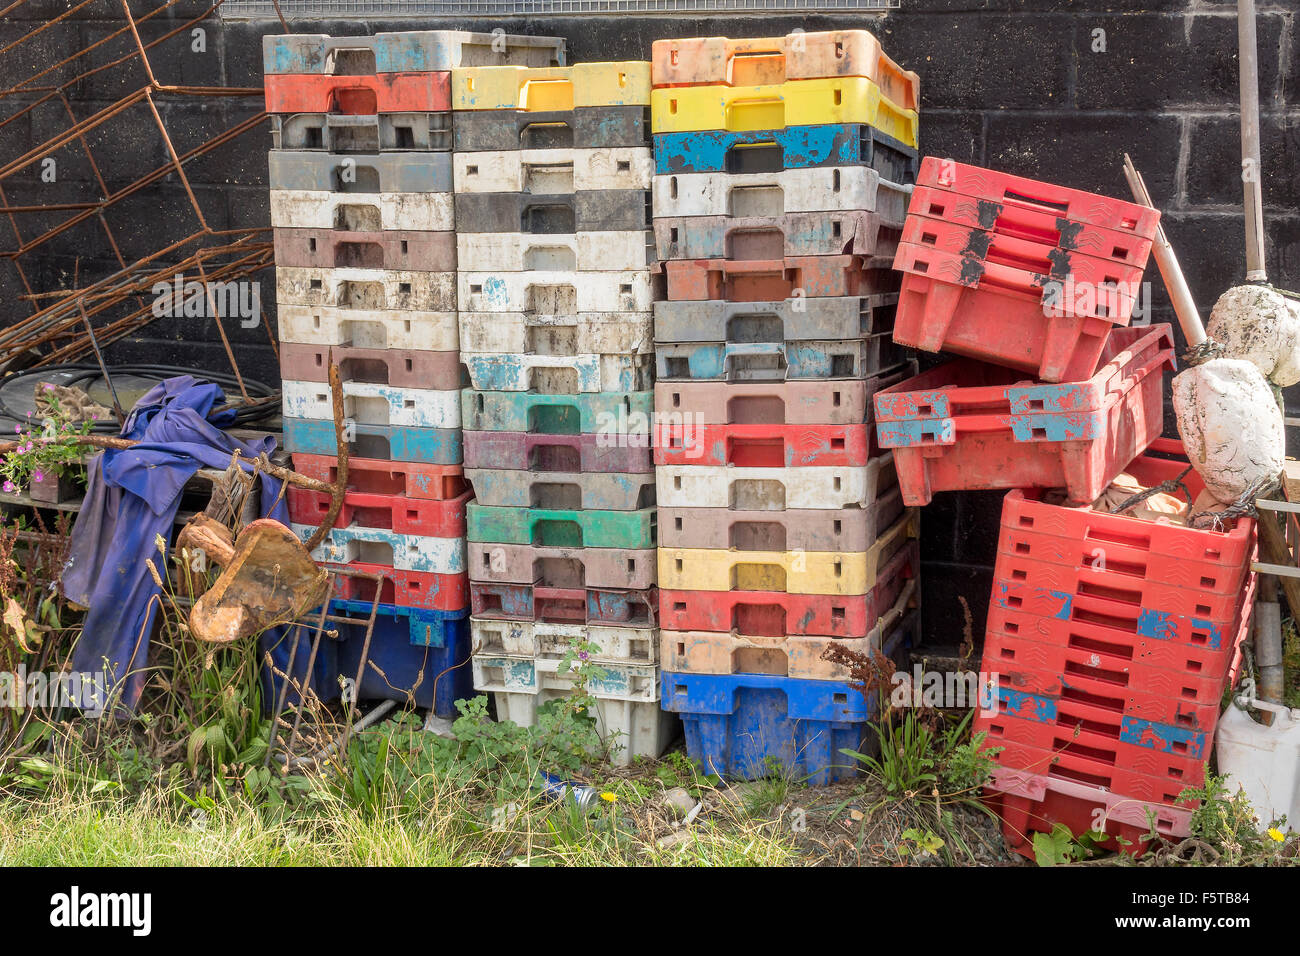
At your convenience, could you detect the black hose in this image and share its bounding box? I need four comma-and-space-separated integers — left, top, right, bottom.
0, 363, 279, 432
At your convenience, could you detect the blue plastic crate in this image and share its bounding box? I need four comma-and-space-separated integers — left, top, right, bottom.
333, 601, 473, 718
659, 620, 914, 785
653, 123, 918, 180
660, 671, 870, 785
260, 603, 473, 719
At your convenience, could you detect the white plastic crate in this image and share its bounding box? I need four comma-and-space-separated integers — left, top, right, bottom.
655, 455, 897, 510
472, 654, 669, 765
277, 267, 457, 311
651, 166, 909, 219
457, 270, 656, 313
292, 523, 465, 574
458, 310, 652, 354
278, 305, 460, 351
282, 379, 461, 428
455, 231, 654, 272
270, 189, 455, 232
454, 147, 653, 193
470, 617, 658, 664
461, 351, 653, 392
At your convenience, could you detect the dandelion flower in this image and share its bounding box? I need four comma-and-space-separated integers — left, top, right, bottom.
600, 792, 617, 803
1268, 827, 1285, 843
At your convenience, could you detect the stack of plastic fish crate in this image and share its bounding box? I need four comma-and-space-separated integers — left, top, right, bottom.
648, 30, 924, 785
455, 61, 674, 763
264, 30, 565, 717
871, 158, 1257, 856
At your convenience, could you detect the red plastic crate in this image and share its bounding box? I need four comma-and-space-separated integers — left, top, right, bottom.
264, 71, 452, 114
891, 241, 1135, 383
996, 525, 1249, 597
983, 630, 1229, 733
653, 421, 878, 467
915, 158, 1161, 241
899, 214, 1148, 291
976, 691, 1210, 799
469, 582, 658, 627
658, 539, 919, 638
273, 228, 457, 273
288, 485, 471, 538
291, 454, 468, 501
873, 325, 1173, 504
663, 255, 899, 301
326, 561, 467, 611
998, 438, 1256, 574
979, 735, 1198, 808
983, 767, 1192, 860
993, 570, 1244, 640
905, 185, 1154, 269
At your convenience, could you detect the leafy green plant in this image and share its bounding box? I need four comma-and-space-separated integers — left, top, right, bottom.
1030, 823, 1110, 866
1180, 773, 1270, 865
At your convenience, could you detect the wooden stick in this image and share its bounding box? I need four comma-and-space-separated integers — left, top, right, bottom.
1238, 0, 1268, 282
1122, 153, 1206, 345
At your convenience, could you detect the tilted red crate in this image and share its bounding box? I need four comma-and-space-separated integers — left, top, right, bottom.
264, 71, 452, 114
898, 214, 1148, 291
905, 185, 1153, 269
873, 325, 1174, 504
915, 157, 1161, 241
288, 485, 471, 538
891, 241, 1138, 383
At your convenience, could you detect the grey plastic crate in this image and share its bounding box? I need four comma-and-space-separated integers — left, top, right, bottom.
454, 106, 649, 152
268, 150, 454, 192
652, 295, 897, 344
264, 31, 565, 74
454, 190, 650, 233
654, 333, 904, 382
464, 469, 655, 510
653, 211, 900, 261
271, 113, 452, 152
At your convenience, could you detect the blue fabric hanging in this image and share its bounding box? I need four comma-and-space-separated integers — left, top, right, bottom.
63, 376, 288, 713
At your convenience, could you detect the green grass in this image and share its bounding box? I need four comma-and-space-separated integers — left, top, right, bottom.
0, 771, 801, 867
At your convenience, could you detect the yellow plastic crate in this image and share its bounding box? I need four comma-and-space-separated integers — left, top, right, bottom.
657, 509, 918, 595
650, 75, 919, 147
452, 62, 652, 111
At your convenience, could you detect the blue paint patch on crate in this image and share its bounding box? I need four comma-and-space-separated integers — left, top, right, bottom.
875, 418, 955, 447
1118, 716, 1207, 759
1007, 411, 1102, 442
282, 417, 462, 464
653, 123, 918, 178
1006, 382, 1089, 415
995, 582, 1073, 619
1136, 609, 1224, 649
998, 687, 1058, 724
